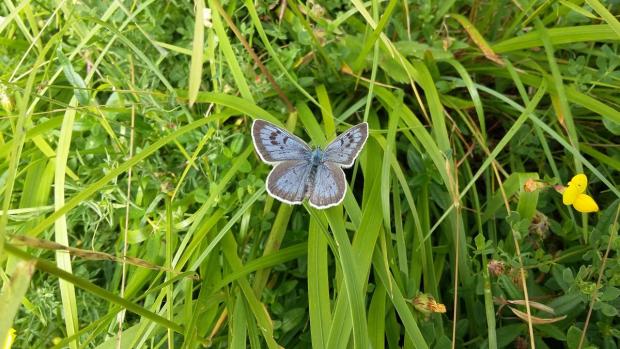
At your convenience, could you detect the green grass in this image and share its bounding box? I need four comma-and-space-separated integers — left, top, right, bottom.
1, 1, 620, 348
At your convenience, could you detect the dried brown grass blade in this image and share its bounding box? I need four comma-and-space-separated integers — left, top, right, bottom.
10, 235, 198, 280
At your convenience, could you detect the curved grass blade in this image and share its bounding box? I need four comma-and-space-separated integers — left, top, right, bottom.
4, 244, 185, 334
493, 25, 617, 53
188, 0, 205, 107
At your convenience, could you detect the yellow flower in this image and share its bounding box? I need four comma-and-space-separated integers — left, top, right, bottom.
3, 328, 15, 349
562, 174, 599, 213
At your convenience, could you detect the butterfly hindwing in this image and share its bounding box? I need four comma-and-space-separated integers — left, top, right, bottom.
323, 123, 369, 168
252, 119, 312, 164
308, 162, 347, 209
266, 160, 313, 204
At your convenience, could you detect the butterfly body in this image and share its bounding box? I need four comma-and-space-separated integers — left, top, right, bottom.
310, 148, 324, 165
303, 148, 322, 192
252, 119, 368, 209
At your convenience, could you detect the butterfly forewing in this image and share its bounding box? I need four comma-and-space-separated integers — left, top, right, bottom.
252, 120, 311, 164
308, 163, 347, 209
266, 160, 313, 204
323, 123, 369, 167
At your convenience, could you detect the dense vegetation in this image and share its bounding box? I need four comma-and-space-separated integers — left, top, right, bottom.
1, 1, 619, 348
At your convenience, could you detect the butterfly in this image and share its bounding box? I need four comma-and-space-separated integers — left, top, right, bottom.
251, 119, 368, 209
562, 174, 599, 213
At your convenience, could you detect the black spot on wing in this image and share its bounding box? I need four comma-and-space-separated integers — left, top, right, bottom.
252, 119, 313, 162
322, 123, 368, 167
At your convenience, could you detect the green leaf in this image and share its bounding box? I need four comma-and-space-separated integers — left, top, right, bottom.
56, 46, 89, 105
475, 233, 486, 251
494, 324, 525, 348
566, 325, 584, 349
600, 286, 620, 301
602, 118, 620, 135
598, 302, 618, 317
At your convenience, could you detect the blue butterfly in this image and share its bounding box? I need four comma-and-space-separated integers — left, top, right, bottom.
252, 119, 369, 209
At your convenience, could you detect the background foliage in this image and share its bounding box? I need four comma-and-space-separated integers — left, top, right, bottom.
1, 0, 620, 348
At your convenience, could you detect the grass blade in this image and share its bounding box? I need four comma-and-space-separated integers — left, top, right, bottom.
4, 244, 184, 333
307, 215, 332, 347
0, 261, 35, 347
188, 0, 205, 107
54, 99, 80, 349
585, 0, 620, 38
493, 24, 617, 53
323, 208, 369, 349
